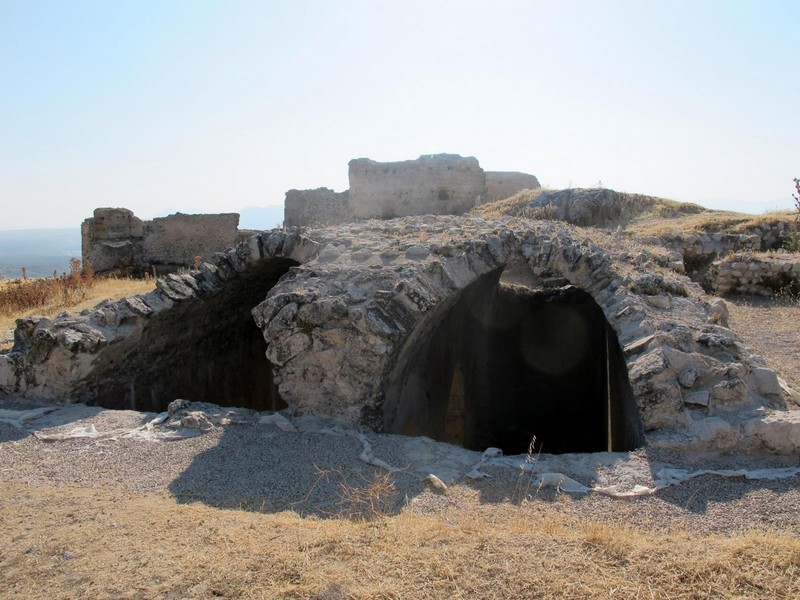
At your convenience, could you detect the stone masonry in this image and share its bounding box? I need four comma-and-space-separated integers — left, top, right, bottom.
284, 188, 350, 228
348, 154, 487, 219
285, 154, 541, 227
82, 208, 243, 274
3, 215, 800, 456
708, 252, 800, 296
485, 171, 541, 203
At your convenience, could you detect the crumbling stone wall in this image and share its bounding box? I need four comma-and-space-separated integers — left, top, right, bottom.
708, 253, 800, 296
283, 155, 541, 227
140, 213, 240, 268
82, 208, 241, 274
284, 188, 350, 228
81, 208, 144, 272
485, 171, 541, 203
348, 154, 487, 219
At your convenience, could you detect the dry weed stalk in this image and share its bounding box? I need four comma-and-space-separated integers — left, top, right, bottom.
299, 465, 399, 521
512, 435, 542, 503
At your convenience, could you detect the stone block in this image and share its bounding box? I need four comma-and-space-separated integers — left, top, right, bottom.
752, 367, 783, 396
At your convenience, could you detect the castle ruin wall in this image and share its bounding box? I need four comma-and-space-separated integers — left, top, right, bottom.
82, 208, 240, 274
348, 155, 486, 219
485, 171, 541, 203
284, 188, 350, 228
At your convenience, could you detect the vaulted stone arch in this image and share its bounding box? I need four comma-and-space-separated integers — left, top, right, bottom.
254, 218, 797, 454
3, 216, 797, 455
1, 229, 320, 411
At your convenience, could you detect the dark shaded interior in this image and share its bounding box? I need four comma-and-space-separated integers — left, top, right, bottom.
87, 258, 297, 412
383, 268, 643, 454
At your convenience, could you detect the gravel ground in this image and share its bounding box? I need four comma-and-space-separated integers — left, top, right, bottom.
2, 396, 799, 537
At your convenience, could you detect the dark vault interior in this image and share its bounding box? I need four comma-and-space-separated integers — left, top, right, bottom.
383, 268, 644, 454
88, 258, 298, 412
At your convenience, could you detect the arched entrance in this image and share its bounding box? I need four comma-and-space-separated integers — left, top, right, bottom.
382, 267, 643, 454
89, 257, 298, 412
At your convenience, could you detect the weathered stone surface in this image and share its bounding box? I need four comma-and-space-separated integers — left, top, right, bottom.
284, 188, 350, 228
752, 367, 783, 396
82, 208, 243, 275
743, 412, 800, 454
349, 154, 486, 219
684, 390, 710, 406
0, 354, 18, 390
484, 171, 541, 203
707, 298, 729, 326
524, 188, 666, 227
689, 417, 741, 450
3, 214, 799, 455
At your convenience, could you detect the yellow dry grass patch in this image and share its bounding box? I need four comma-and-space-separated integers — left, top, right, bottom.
0, 276, 154, 346
472, 188, 797, 239
628, 208, 797, 238
1, 480, 799, 599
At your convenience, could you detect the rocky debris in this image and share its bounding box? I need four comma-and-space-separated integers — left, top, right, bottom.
2, 214, 799, 456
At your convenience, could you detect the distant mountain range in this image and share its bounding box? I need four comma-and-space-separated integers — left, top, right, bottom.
0, 205, 286, 279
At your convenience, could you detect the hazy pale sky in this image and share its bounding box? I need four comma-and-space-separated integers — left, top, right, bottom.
2, 0, 798, 230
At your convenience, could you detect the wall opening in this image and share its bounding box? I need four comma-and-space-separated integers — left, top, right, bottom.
383, 268, 643, 455
88, 258, 298, 413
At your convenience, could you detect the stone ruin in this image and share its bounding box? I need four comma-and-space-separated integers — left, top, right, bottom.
2, 159, 799, 458
284, 154, 540, 227
82, 208, 251, 275
2, 210, 799, 457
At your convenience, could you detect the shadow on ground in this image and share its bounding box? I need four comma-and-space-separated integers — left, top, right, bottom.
166, 423, 428, 518
166, 419, 800, 526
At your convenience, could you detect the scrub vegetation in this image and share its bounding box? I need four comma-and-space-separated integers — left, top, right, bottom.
0, 261, 153, 347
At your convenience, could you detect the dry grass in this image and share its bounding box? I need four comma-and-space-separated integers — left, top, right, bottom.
0, 274, 154, 347
472, 188, 796, 240
1, 480, 798, 599
628, 208, 796, 238
725, 295, 800, 391
472, 187, 548, 218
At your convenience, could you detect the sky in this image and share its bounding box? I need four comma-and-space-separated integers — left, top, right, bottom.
1, 0, 799, 230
